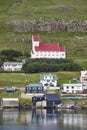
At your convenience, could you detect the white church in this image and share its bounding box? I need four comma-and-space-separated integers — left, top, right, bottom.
31, 35, 66, 59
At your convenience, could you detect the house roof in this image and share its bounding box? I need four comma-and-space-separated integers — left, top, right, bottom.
63, 83, 82, 86
3, 62, 23, 65
26, 83, 43, 88
40, 74, 57, 80
45, 94, 61, 101
35, 43, 65, 52
2, 98, 19, 101
33, 35, 40, 42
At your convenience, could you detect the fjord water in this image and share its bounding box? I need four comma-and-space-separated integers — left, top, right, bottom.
0, 109, 87, 130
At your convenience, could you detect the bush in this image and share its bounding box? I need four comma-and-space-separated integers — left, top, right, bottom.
22, 58, 82, 73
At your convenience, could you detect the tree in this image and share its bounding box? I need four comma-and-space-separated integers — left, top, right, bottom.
0, 49, 22, 61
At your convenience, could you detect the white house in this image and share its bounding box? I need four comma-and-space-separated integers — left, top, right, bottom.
3, 62, 24, 71
62, 83, 83, 94
1, 98, 19, 108
80, 70, 87, 85
31, 35, 66, 59
40, 74, 59, 90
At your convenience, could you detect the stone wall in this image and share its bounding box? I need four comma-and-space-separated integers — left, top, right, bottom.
6, 18, 87, 33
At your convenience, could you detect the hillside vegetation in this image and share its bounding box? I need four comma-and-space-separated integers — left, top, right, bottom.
0, 0, 87, 69
0, 0, 87, 20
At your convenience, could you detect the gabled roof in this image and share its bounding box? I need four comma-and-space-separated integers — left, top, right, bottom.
3, 62, 23, 65
45, 94, 61, 101
33, 35, 40, 42
26, 83, 43, 88
35, 43, 65, 52
40, 74, 57, 80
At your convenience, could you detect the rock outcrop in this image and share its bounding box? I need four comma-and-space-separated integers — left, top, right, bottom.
6, 18, 87, 33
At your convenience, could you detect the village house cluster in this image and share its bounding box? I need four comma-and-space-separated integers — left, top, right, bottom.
1, 35, 87, 109
1, 71, 87, 109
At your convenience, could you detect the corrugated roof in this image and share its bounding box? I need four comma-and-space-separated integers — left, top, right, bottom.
3, 62, 23, 65
33, 35, 40, 41
35, 43, 65, 52
45, 94, 61, 101
26, 83, 43, 88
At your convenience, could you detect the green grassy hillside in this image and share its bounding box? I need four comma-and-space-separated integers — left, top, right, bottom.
0, 0, 87, 20
0, 0, 87, 69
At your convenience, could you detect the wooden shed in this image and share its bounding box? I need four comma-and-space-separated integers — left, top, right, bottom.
1, 98, 19, 108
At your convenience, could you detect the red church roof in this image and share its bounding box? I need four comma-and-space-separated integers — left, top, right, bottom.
33, 35, 40, 41
35, 43, 65, 52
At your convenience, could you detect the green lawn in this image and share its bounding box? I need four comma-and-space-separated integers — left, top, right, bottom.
0, 73, 40, 87
0, 91, 20, 99
0, 72, 80, 87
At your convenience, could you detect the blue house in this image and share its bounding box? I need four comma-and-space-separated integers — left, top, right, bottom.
32, 94, 61, 108
25, 83, 44, 94
44, 94, 61, 108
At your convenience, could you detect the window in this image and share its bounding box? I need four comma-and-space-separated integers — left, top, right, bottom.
72, 86, 74, 89
38, 87, 42, 90
47, 80, 50, 82
67, 86, 69, 89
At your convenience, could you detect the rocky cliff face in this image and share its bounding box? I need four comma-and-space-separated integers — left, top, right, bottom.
6, 18, 87, 33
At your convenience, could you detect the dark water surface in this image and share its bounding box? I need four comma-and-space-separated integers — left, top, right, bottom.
0, 109, 87, 130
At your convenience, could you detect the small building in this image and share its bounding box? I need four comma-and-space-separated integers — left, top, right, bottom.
3, 62, 24, 71
31, 35, 66, 59
44, 94, 61, 108
5, 87, 16, 93
40, 74, 58, 87
80, 70, 87, 85
32, 96, 45, 107
1, 98, 19, 108
83, 84, 87, 93
62, 83, 83, 94
32, 94, 61, 108
25, 83, 44, 94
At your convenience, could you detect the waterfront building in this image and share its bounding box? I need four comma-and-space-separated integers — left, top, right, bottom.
1, 98, 19, 108
32, 93, 61, 108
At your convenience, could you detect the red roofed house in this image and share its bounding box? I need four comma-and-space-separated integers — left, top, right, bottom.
31, 35, 66, 59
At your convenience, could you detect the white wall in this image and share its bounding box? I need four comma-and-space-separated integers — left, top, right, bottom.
31, 51, 66, 59
3, 64, 23, 71
62, 84, 83, 93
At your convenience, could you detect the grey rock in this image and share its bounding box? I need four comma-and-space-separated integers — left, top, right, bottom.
6, 18, 87, 33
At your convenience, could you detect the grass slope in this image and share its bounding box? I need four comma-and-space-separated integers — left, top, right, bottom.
0, 0, 87, 69
0, 0, 87, 20
0, 72, 80, 87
